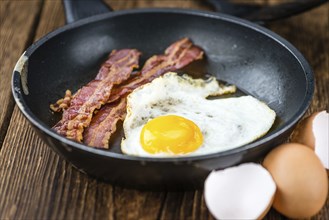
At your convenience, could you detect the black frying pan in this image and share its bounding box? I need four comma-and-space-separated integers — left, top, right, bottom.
12, 0, 314, 190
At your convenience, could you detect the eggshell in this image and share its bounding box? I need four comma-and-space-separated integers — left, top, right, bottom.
291, 111, 329, 170
263, 143, 328, 219
204, 163, 276, 220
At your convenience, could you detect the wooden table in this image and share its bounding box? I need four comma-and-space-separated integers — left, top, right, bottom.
1, 0, 328, 219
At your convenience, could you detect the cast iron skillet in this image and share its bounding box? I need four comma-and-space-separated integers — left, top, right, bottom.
12, 0, 314, 190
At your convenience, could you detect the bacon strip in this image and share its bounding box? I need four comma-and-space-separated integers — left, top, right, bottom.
84, 38, 204, 148
49, 51, 140, 112
53, 49, 141, 142
83, 98, 126, 148
107, 38, 204, 103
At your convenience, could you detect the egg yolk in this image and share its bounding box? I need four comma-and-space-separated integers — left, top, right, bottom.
140, 115, 203, 155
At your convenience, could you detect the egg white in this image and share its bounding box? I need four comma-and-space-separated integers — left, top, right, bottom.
121, 72, 276, 157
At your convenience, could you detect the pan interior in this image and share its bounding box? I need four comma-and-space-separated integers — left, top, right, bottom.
23, 11, 308, 155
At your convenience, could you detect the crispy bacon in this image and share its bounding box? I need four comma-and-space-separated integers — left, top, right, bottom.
53, 49, 141, 142
83, 98, 126, 148
85, 38, 204, 148
107, 38, 204, 103
50, 90, 73, 112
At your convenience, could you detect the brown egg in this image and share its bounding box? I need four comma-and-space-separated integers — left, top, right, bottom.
263, 143, 328, 219
291, 114, 317, 149
291, 111, 329, 170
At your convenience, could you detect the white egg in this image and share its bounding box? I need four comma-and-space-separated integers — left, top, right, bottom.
121, 72, 276, 157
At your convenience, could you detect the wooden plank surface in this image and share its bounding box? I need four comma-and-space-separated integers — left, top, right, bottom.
0, 0, 43, 148
0, 0, 328, 219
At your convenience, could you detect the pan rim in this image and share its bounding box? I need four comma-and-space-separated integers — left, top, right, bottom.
12, 8, 314, 163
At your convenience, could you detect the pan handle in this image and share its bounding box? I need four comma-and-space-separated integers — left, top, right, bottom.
63, 0, 112, 23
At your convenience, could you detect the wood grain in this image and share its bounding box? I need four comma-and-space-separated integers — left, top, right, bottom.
0, 0, 328, 220
0, 0, 43, 148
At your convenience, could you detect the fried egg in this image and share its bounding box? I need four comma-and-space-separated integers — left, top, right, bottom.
121, 72, 276, 157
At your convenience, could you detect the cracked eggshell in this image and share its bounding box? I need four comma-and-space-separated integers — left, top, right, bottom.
291, 111, 329, 170
204, 163, 276, 220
